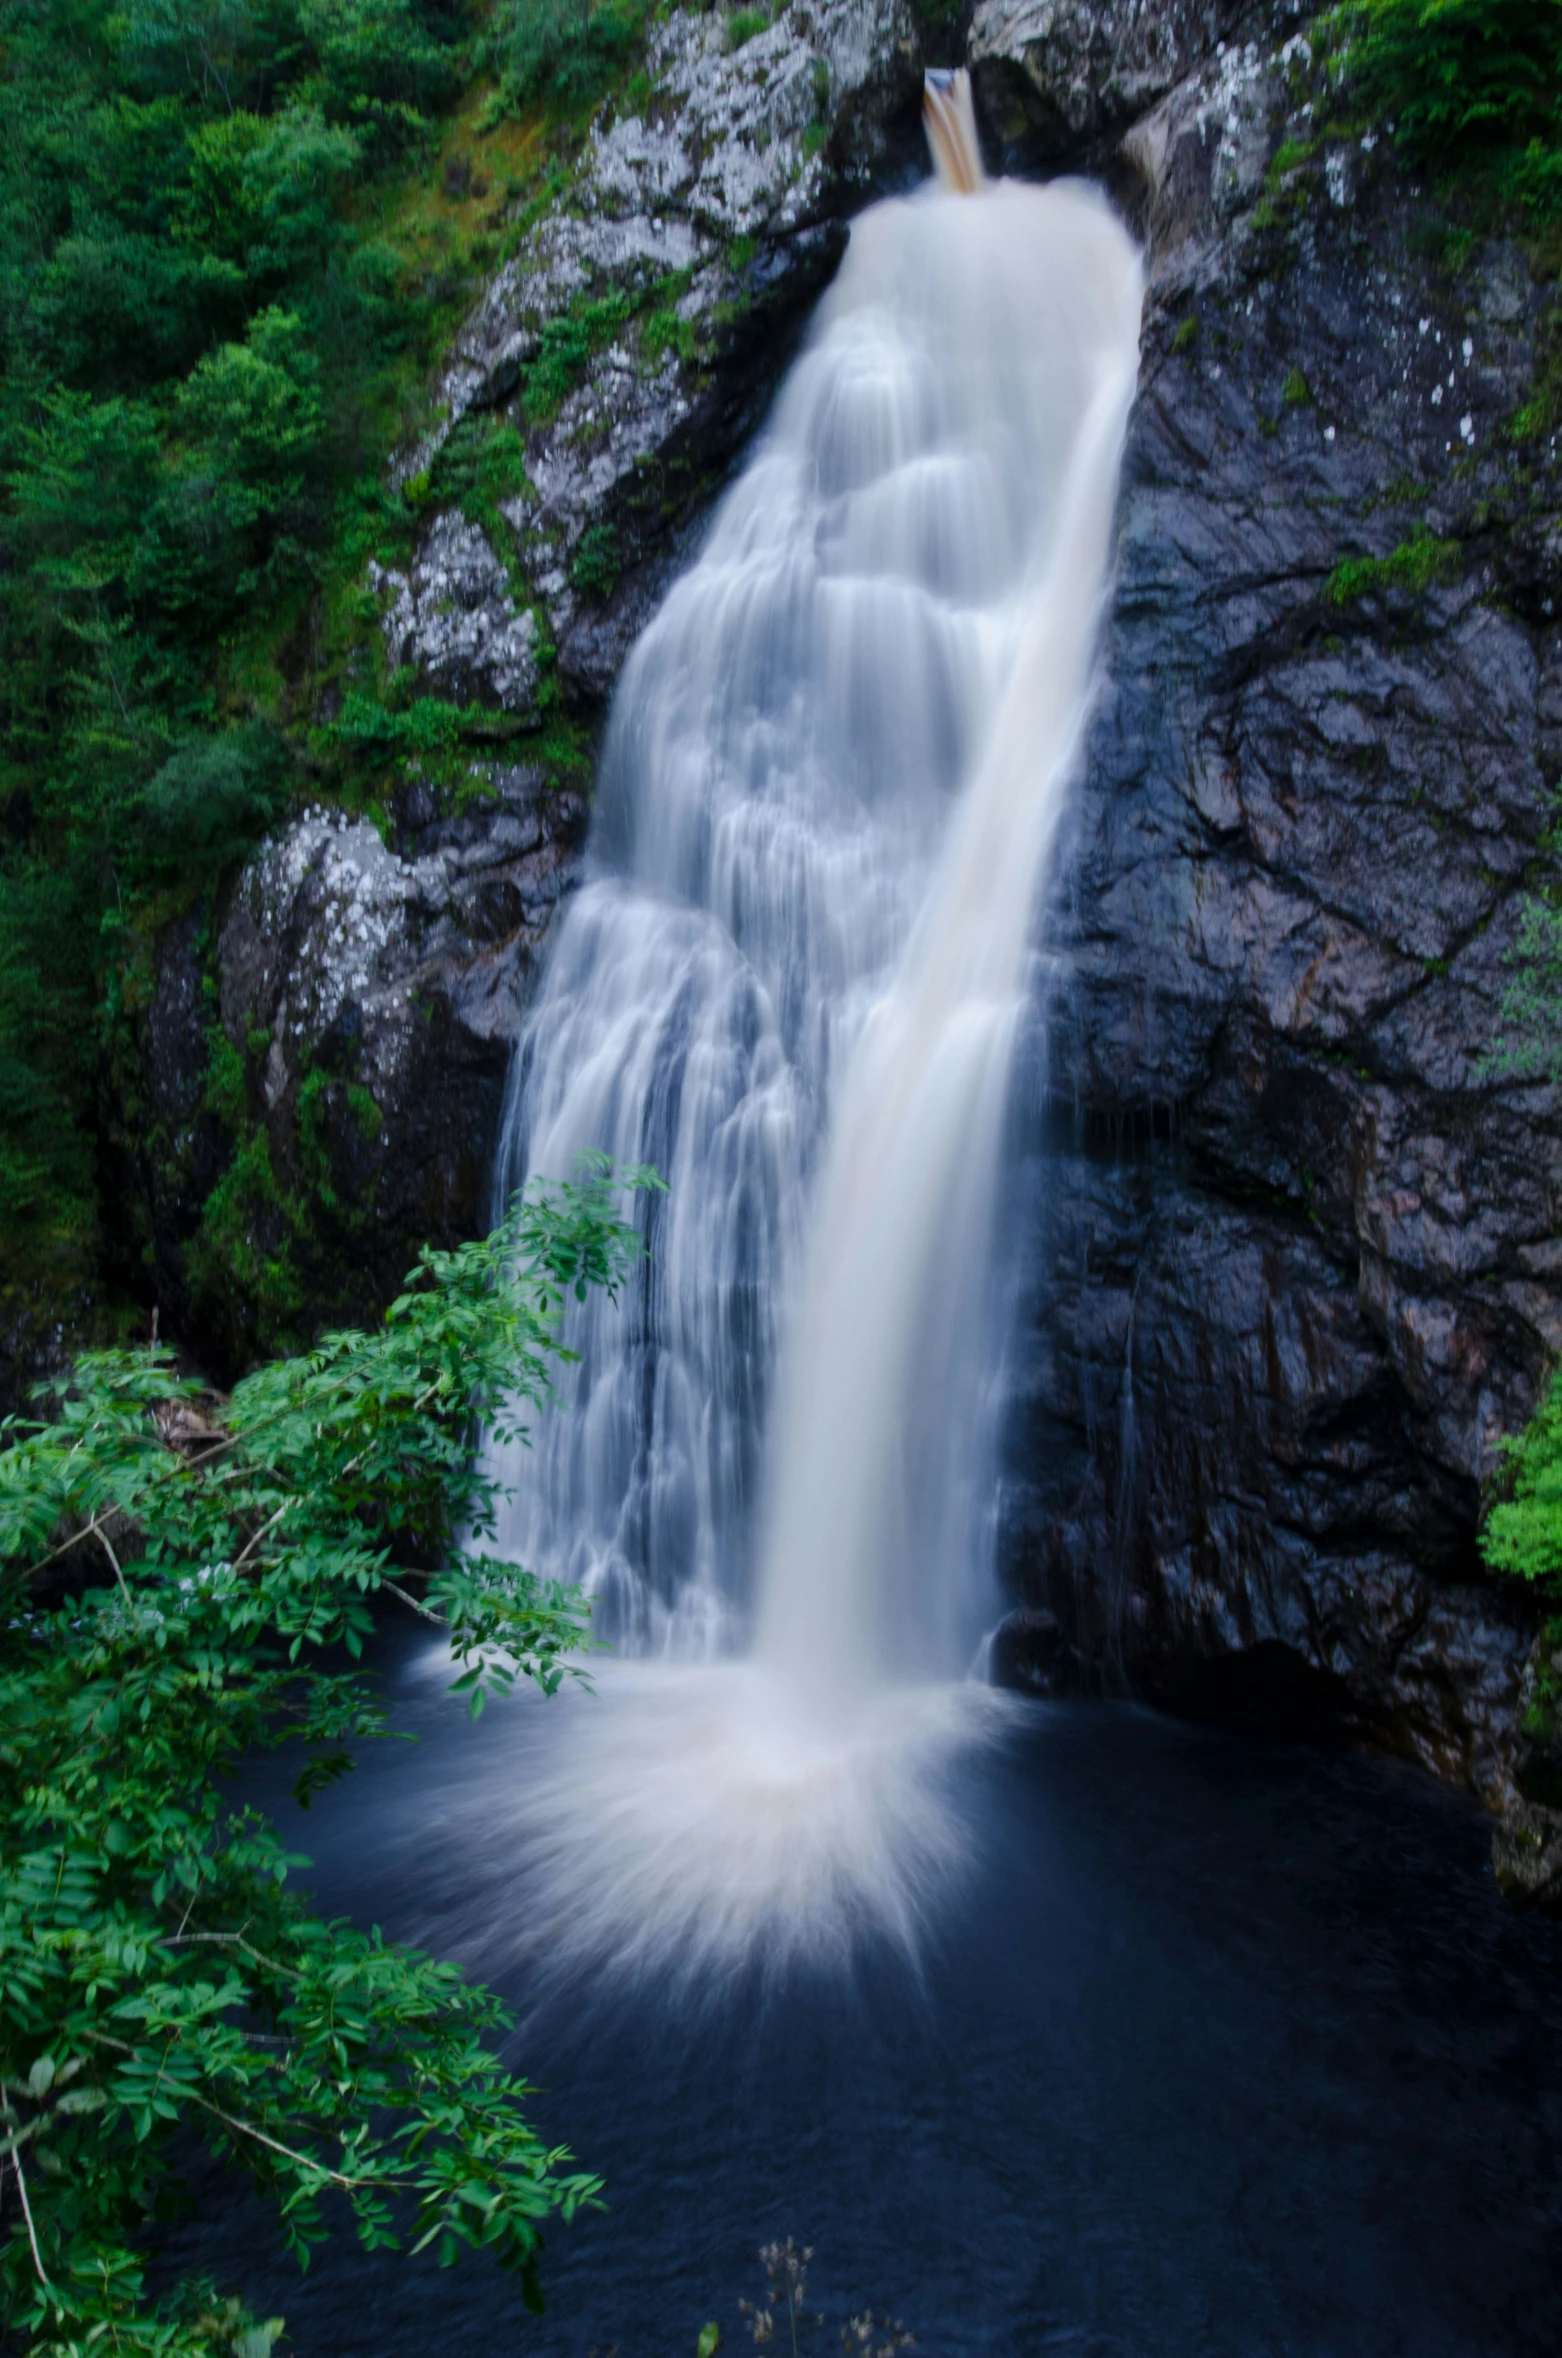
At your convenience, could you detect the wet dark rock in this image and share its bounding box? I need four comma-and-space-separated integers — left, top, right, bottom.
990, 1606, 1073, 1694
994, 17, 1562, 1826
1493, 1801, 1562, 1905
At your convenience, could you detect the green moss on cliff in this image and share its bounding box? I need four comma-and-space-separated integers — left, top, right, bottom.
1325, 529, 1463, 605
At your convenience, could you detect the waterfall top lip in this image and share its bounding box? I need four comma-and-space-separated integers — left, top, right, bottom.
923, 66, 986, 196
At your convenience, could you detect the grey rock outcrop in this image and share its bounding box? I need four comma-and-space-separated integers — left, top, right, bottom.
970, 0, 1261, 160
992, 15, 1562, 1839
400, 0, 920, 700
140, 777, 586, 1362
230, 775, 581, 1172
369, 513, 540, 716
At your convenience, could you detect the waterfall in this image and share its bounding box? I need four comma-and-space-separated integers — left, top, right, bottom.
477, 83, 1143, 1977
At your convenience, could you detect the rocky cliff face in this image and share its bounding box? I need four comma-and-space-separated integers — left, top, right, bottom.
982, 8, 1562, 1873
134, 1, 1562, 1865
396, 0, 922, 698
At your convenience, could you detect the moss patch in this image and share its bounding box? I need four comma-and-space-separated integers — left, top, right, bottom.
1325, 530, 1464, 606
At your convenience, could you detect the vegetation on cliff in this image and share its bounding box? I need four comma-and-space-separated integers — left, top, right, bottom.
0, 0, 649, 1336
1329, 11, 1562, 1657
0, 1164, 655, 2355
1330, 0, 1562, 206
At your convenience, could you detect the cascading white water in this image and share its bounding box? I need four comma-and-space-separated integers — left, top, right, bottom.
473, 89, 1143, 1978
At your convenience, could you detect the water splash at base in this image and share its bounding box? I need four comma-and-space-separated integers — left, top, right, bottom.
407, 1650, 1016, 1989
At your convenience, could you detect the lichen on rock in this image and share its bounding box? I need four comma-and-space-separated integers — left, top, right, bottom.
970, 0, 1257, 158
369, 512, 541, 718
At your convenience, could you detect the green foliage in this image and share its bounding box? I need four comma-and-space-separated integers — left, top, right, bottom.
1328, 0, 1562, 214
0, 0, 479, 1299
1269, 136, 1320, 178
490, 0, 650, 114
1324, 528, 1461, 604
1329, 0, 1562, 165
418, 412, 535, 547
326, 690, 488, 754
569, 522, 622, 602
521, 288, 638, 423
640, 303, 699, 370
1485, 890, 1562, 1085
140, 730, 292, 876
1282, 366, 1311, 407
0, 1165, 662, 2355
725, 6, 769, 50
1484, 1362, 1562, 1590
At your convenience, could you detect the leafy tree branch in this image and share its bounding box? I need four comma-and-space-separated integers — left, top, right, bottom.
0, 1158, 662, 2355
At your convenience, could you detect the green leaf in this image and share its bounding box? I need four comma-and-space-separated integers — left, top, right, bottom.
0, 1173, 652, 2345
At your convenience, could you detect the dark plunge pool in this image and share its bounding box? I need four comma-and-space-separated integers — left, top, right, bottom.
160, 1625, 1562, 2357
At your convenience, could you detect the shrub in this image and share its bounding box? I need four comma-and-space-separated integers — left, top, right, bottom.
1485, 1362, 1562, 1590
0, 1165, 662, 2355
493, 0, 650, 114
1328, 0, 1562, 214
1329, 0, 1562, 161
569, 521, 621, 601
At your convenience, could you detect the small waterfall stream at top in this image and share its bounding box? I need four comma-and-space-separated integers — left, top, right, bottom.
472, 79, 1143, 1981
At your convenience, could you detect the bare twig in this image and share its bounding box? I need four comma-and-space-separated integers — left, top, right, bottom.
185, 2089, 371, 2188
0, 2092, 51, 2292
96, 1523, 132, 1606
81, 2033, 370, 2190
232, 1500, 290, 1573
28, 1507, 124, 1580
380, 1578, 443, 1626
160, 1929, 298, 1983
